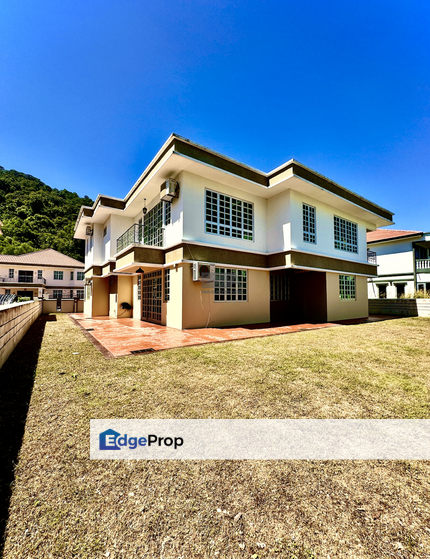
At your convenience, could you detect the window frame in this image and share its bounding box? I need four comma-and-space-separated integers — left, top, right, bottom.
9, 269, 14, 279
334, 215, 358, 254
214, 267, 248, 303
302, 203, 316, 244
37, 270, 43, 280
164, 268, 170, 302
205, 189, 254, 242
54, 271, 64, 280
77, 272, 85, 281
339, 275, 356, 301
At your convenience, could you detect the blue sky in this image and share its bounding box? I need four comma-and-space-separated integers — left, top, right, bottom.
1, 0, 429, 231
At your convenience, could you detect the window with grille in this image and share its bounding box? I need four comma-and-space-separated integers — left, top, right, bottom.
164, 202, 171, 226
86, 285, 91, 300
70, 271, 74, 280
339, 275, 356, 300
54, 271, 64, 280
9, 269, 14, 279
77, 290, 84, 299
77, 272, 84, 281
53, 290, 63, 299
38, 270, 43, 280
205, 190, 253, 241
334, 216, 358, 253
164, 268, 170, 301
144, 202, 164, 246
137, 275, 141, 301
270, 275, 289, 301
214, 268, 247, 302
303, 203, 316, 244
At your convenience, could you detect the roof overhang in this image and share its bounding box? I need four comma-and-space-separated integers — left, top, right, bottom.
74, 134, 394, 239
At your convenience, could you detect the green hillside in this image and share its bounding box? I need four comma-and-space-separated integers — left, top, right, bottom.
0, 167, 93, 262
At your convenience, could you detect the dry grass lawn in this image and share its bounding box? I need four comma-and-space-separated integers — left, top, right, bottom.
2, 313, 430, 558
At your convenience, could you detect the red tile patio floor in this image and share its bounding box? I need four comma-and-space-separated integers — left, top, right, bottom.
68, 314, 395, 358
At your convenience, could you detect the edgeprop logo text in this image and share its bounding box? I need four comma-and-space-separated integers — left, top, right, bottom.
99, 429, 184, 451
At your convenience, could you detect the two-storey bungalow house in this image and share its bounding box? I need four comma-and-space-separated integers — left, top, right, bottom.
74, 134, 394, 329
367, 229, 430, 298
0, 249, 85, 300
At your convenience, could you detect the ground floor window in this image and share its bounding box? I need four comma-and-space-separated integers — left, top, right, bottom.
395, 283, 406, 298
142, 270, 162, 322
77, 290, 84, 299
339, 275, 356, 300
214, 268, 247, 302
378, 284, 387, 299
164, 268, 170, 302
137, 275, 141, 300
86, 285, 91, 300
270, 275, 289, 301
53, 290, 63, 299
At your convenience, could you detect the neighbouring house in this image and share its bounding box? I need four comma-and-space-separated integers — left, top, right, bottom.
367, 229, 430, 298
73, 134, 394, 329
0, 249, 85, 301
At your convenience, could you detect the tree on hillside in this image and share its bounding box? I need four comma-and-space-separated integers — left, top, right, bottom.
0, 166, 93, 261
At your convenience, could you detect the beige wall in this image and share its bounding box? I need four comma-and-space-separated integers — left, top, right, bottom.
165, 265, 183, 329
42, 300, 57, 313
117, 276, 133, 318
326, 273, 368, 321
182, 266, 270, 329
0, 300, 42, 370
92, 277, 109, 317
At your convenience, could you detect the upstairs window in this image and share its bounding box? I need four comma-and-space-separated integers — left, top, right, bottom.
339, 275, 356, 300
77, 272, 85, 281
54, 271, 64, 280
334, 216, 358, 253
38, 270, 43, 280
9, 269, 14, 279
70, 271, 74, 280
205, 190, 253, 241
303, 203, 316, 244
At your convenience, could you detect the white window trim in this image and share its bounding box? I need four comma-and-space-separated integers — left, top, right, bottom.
339, 274, 356, 301
205, 189, 254, 242
334, 215, 358, 254
213, 267, 248, 303
302, 203, 317, 244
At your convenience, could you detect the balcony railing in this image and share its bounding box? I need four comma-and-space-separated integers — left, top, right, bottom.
416, 259, 430, 270
0, 275, 46, 284
367, 250, 377, 264
116, 224, 163, 253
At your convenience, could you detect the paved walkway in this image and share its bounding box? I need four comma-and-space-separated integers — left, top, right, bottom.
68, 314, 394, 358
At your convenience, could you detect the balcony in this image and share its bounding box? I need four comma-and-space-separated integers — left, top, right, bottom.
416, 259, 430, 271
367, 250, 377, 264
0, 275, 46, 285
116, 224, 163, 254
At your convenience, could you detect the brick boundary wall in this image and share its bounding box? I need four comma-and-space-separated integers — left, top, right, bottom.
0, 300, 43, 370
369, 299, 430, 317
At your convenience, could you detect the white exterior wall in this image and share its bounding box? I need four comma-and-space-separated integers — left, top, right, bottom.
0, 264, 84, 286
180, 171, 267, 253
288, 190, 371, 264
372, 239, 415, 276
266, 190, 292, 252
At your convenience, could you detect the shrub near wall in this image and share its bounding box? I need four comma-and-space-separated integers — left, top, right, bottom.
369, 298, 430, 317
0, 300, 43, 369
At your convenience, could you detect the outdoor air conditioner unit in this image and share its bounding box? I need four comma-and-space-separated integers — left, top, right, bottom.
192, 262, 215, 282
160, 178, 179, 202
85, 225, 93, 236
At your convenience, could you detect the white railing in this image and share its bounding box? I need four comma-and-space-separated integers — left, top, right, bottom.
416, 259, 430, 270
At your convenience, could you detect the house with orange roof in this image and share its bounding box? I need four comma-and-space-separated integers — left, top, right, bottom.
367, 229, 430, 298
0, 249, 85, 301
